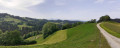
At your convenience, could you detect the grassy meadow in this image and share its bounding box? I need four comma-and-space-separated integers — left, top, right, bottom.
18, 23, 33, 29
26, 30, 67, 45
4, 16, 21, 23
100, 22, 120, 38
0, 23, 110, 48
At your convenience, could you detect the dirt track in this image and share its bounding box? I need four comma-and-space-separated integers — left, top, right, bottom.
97, 23, 120, 48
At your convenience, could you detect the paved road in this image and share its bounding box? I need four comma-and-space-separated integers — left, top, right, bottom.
97, 23, 120, 48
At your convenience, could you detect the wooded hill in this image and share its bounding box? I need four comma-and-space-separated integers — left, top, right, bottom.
0, 13, 81, 36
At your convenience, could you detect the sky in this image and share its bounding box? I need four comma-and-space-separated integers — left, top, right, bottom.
0, 0, 120, 21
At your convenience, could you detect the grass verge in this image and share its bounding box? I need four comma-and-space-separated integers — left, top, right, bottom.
100, 22, 120, 38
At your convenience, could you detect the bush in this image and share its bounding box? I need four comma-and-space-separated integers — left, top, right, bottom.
22, 40, 37, 45
23, 31, 41, 39
0, 30, 23, 46
62, 23, 72, 29
28, 40, 37, 44
72, 22, 83, 27
42, 22, 60, 39
0, 30, 37, 46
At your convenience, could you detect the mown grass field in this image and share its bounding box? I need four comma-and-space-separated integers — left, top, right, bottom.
42, 23, 110, 48
0, 23, 110, 48
42, 30, 67, 44
18, 23, 33, 29
26, 30, 67, 45
4, 16, 21, 23
100, 22, 120, 38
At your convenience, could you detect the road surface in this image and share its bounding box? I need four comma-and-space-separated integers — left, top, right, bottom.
97, 23, 120, 48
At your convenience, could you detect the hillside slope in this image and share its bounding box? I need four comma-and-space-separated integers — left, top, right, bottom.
0, 13, 81, 35
0, 23, 110, 48
0, 13, 48, 35
26, 30, 67, 45
41, 23, 110, 48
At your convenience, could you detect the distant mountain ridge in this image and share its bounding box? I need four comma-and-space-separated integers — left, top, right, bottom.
0, 13, 81, 24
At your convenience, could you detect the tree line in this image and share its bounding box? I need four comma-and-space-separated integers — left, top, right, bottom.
42, 22, 83, 39
0, 30, 36, 46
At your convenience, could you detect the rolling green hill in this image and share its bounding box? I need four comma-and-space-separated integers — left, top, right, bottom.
0, 13, 47, 35
26, 30, 66, 45
41, 23, 110, 48
100, 22, 120, 38
0, 23, 110, 48
0, 13, 81, 35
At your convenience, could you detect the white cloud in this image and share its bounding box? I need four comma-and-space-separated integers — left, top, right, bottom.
95, 0, 105, 3
0, 0, 45, 11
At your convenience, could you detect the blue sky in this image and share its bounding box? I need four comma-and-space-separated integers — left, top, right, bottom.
0, 0, 120, 21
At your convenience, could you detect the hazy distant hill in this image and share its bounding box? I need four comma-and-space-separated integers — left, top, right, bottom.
111, 19, 120, 23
